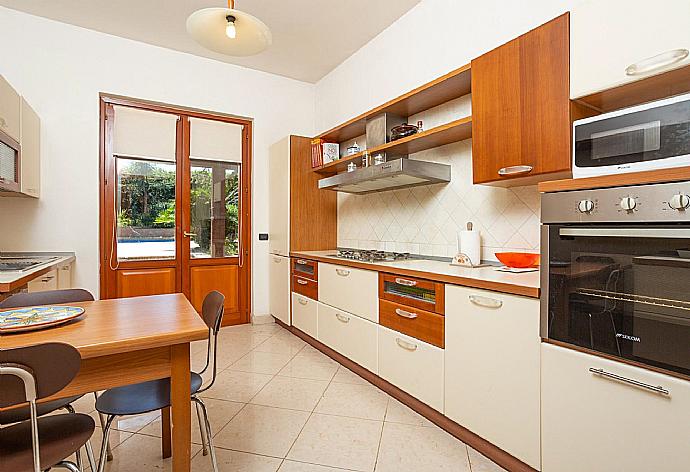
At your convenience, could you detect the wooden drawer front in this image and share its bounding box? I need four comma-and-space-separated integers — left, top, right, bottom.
379, 273, 444, 314
293, 275, 317, 300
378, 325, 444, 412
292, 293, 317, 338
292, 258, 318, 281
379, 299, 444, 348
317, 302, 378, 373
27, 269, 58, 292
318, 263, 378, 322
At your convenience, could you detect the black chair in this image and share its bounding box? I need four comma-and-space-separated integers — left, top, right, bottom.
0, 342, 97, 472
95, 290, 225, 472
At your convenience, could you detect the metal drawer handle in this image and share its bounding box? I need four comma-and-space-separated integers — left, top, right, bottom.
626, 48, 689, 76
296, 259, 308, 265
589, 368, 669, 395
273, 257, 282, 263
336, 268, 350, 277
298, 297, 308, 306
296, 279, 308, 285
335, 313, 350, 323
395, 308, 418, 319
394, 277, 417, 287
498, 165, 533, 176
469, 295, 503, 309
41, 276, 55, 282
395, 337, 418, 351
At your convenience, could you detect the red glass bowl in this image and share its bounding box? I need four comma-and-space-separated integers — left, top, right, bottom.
495, 252, 540, 268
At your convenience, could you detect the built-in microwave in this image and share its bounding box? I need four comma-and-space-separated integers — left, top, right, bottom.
0, 128, 20, 193
573, 92, 690, 178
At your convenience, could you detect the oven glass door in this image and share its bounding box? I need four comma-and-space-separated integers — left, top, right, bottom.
574, 98, 690, 169
546, 225, 690, 376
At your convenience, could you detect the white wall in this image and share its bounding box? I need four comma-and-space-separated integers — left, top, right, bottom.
0, 6, 315, 317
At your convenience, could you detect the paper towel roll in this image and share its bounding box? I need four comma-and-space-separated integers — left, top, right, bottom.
458, 230, 481, 266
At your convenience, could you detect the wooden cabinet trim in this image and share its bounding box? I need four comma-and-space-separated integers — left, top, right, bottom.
379, 299, 444, 348
292, 274, 318, 300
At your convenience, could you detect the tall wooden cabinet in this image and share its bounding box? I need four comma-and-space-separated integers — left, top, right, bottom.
472, 13, 571, 186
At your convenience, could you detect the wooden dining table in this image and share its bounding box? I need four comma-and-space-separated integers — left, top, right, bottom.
0, 293, 208, 471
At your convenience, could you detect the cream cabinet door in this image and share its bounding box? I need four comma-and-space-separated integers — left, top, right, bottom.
20, 98, 40, 198
318, 263, 378, 322
571, 0, 690, 98
269, 255, 291, 325
317, 302, 378, 373
292, 292, 317, 338
268, 138, 290, 256
542, 343, 690, 472
0, 75, 20, 142
27, 269, 58, 292
57, 263, 73, 289
445, 285, 541, 470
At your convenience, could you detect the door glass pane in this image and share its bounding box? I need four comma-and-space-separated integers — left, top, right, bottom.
190, 160, 240, 258
116, 158, 176, 260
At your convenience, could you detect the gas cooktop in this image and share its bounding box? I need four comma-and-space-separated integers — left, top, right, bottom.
333, 249, 411, 262
0, 256, 60, 272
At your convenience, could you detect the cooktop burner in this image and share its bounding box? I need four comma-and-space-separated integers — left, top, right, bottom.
335, 249, 410, 262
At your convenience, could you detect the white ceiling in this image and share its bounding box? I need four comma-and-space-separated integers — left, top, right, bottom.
0, 0, 421, 83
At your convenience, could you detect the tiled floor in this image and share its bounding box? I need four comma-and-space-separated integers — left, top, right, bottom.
72, 322, 506, 471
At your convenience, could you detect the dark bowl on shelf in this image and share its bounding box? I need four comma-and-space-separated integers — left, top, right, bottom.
390, 123, 419, 141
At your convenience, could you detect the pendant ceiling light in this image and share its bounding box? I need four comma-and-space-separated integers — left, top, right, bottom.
187, 0, 272, 56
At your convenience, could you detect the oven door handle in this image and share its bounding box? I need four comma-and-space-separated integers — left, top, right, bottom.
560, 228, 690, 239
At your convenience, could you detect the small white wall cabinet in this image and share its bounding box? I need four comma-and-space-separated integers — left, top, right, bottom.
378, 325, 444, 412
27, 269, 58, 292
317, 302, 378, 373
318, 262, 378, 322
542, 343, 690, 472
291, 292, 317, 338
0, 75, 20, 142
444, 285, 541, 470
19, 98, 40, 198
570, 0, 690, 98
57, 262, 73, 289
269, 254, 291, 325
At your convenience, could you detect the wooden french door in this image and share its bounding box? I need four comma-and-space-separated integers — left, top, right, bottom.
99, 95, 252, 326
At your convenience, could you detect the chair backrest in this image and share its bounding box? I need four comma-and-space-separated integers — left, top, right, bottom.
0, 343, 81, 408
0, 288, 94, 309
197, 291, 225, 393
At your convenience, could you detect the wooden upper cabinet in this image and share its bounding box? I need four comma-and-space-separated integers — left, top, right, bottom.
472, 13, 571, 186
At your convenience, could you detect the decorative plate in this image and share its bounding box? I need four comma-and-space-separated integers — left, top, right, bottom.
0, 306, 85, 333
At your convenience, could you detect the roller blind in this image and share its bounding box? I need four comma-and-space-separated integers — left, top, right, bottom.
189, 117, 243, 163
113, 105, 178, 162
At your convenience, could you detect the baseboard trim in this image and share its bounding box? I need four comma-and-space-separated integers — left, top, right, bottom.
251, 313, 276, 325
275, 319, 537, 472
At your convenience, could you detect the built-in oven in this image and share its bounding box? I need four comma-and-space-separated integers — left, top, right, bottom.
573, 92, 690, 178
541, 181, 690, 378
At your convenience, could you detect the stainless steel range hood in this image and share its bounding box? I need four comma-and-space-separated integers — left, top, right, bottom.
318, 158, 451, 194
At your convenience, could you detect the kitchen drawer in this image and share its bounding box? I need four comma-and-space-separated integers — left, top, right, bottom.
292, 292, 317, 339
378, 325, 444, 412
379, 299, 444, 348
317, 302, 377, 373
27, 269, 58, 292
318, 263, 378, 322
292, 275, 317, 300
379, 273, 444, 314
292, 257, 318, 281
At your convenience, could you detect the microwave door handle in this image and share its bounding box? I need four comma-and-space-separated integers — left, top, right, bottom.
559, 228, 690, 239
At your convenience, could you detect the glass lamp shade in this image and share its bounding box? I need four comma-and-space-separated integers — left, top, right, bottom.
186, 7, 272, 56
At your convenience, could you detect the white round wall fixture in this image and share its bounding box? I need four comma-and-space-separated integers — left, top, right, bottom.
187, 1, 272, 56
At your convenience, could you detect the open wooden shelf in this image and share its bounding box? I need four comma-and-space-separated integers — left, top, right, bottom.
315, 116, 472, 174
538, 166, 690, 193
318, 64, 472, 143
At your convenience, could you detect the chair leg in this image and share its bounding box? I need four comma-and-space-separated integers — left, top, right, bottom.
52, 461, 81, 472
194, 398, 209, 456
193, 397, 218, 472
96, 415, 116, 472
94, 392, 114, 462
85, 440, 97, 472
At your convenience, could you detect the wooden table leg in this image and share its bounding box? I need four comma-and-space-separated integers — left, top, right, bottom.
161, 407, 172, 459
170, 343, 191, 472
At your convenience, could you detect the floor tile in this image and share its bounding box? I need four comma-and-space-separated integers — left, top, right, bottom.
230, 350, 295, 375
204, 369, 273, 402
106, 410, 160, 433
250, 375, 329, 411
287, 413, 383, 472
278, 355, 339, 381
279, 460, 357, 471
315, 382, 389, 421
294, 347, 338, 365
214, 404, 310, 458
71, 393, 98, 414
331, 366, 369, 386
384, 398, 433, 427
374, 423, 470, 472
67, 425, 132, 470
191, 448, 282, 472
467, 447, 507, 472
95, 433, 200, 471
254, 334, 307, 356
138, 398, 244, 444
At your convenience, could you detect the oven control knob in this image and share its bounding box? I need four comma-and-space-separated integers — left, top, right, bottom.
669, 193, 690, 210
577, 199, 595, 213
620, 196, 637, 211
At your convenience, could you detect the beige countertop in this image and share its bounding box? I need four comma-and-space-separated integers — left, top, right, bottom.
0, 252, 75, 292
291, 250, 540, 298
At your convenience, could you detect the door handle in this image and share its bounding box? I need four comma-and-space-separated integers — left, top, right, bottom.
469, 295, 503, 309
394, 278, 417, 287
589, 368, 669, 395
336, 269, 350, 277
395, 308, 418, 319
296, 279, 308, 285
298, 297, 308, 306
335, 313, 350, 323
395, 337, 418, 351
625, 48, 689, 76
183, 231, 197, 237
498, 165, 533, 176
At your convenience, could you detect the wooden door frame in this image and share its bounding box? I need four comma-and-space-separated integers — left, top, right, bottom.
98, 94, 253, 324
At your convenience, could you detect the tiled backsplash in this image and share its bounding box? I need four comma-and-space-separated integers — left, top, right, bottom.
336, 96, 541, 262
